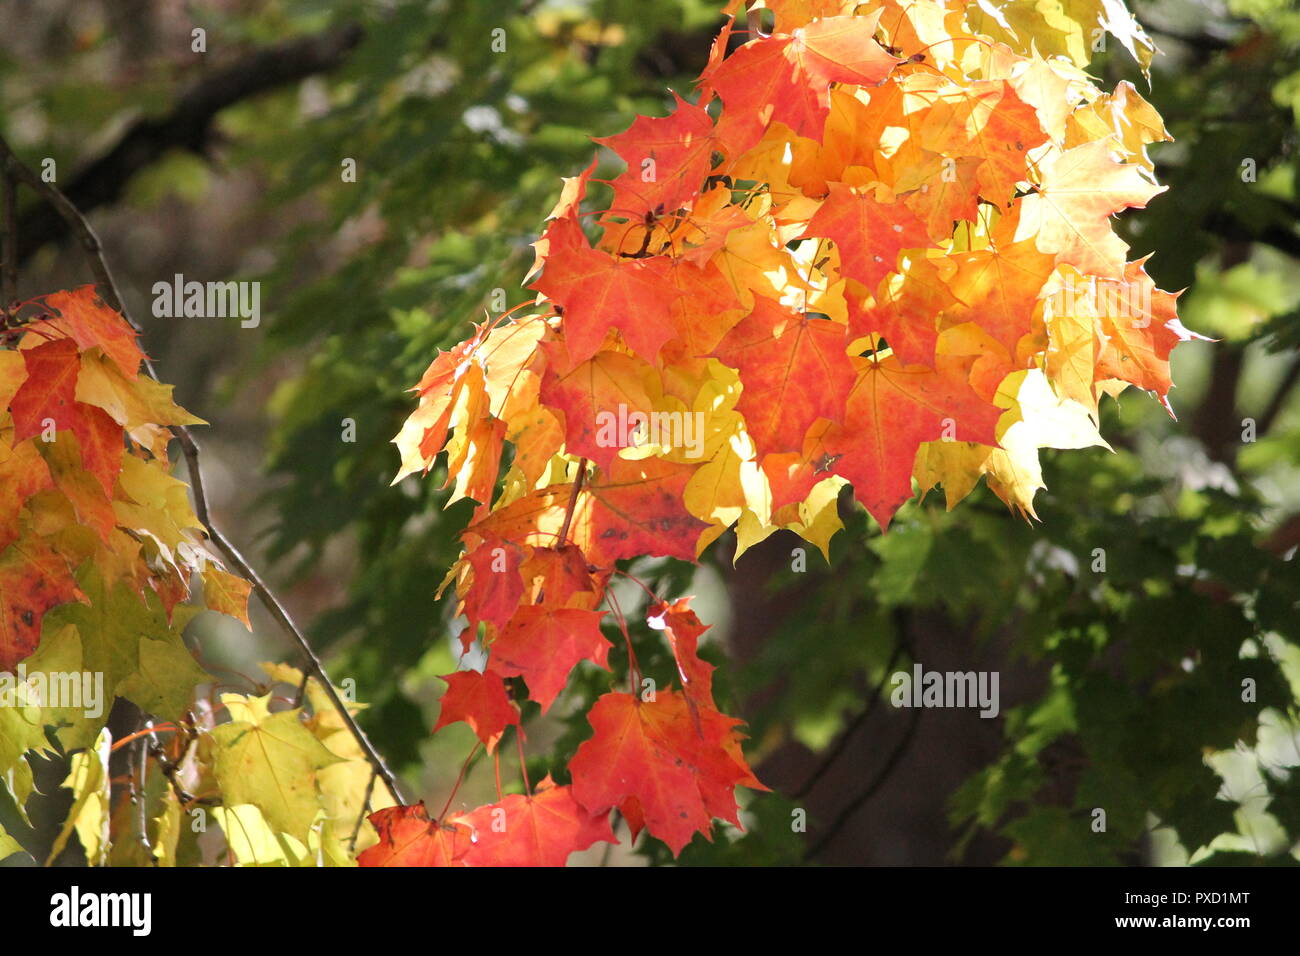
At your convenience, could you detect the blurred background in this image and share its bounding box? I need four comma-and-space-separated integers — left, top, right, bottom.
1, 0, 1297, 865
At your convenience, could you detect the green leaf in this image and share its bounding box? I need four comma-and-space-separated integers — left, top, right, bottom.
210, 694, 345, 843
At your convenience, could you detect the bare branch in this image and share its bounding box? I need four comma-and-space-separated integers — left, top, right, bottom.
17, 23, 364, 263
792, 620, 906, 800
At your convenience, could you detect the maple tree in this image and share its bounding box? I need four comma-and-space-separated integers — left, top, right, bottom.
7, 0, 1292, 871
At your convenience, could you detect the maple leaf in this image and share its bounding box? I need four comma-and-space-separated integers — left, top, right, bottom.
470, 457, 710, 565
1090, 257, 1202, 412
539, 342, 656, 472
0, 440, 53, 552
529, 217, 681, 365
462, 537, 526, 634
34, 287, 145, 378
454, 775, 616, 867
569, 690, 759, 856
1015, 139, 1165, 279
358, 804, 472, 867
595, 92, 721, 218
0, 537, 84, 671
200, 566, 252, 630
648, 596, 715, 710
798, 182, 931, 291
918, 80, 1048, 205
821, 356, 1004, 529
702, 13, 900, 149
946, 236, 1059, 357
490, 605, 610, 712
664, 258, 748, 356
847, 257, 959, 366
433, 669, 520, 750
711, 295, 856, 456
392, 337, 481, 482
210, 694, 345, 843
10, 337, 83, 441
517, 543, 597, 607
39, 432, 118, 544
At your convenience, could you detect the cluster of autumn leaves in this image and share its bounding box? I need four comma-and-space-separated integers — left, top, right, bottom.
0, 287, 256, 693
0, 0, 1194, 867
1, 289, 394, 866
380, 0, 1195, 863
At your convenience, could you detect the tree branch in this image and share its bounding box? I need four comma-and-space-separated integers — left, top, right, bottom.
1204, 208, 1300, 261
803, 702, 923, 862
1257, 353, 1300, 437
792, 616, 906, 800
0, 131, 407, 807
17, 22, 364, 263
803, 616, 918, 862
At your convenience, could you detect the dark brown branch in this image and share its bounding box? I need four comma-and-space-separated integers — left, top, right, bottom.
803, 703, 923, 862
0, 132, 407, 807
803, 617, 919, 862
17, 23, 364, 263
1204, 209, 1300, 261
793, 622, 905, 800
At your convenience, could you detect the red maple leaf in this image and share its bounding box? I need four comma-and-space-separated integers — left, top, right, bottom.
821, 356, 1003, 528
358, 804, 473, 867
0, 537, 85, 671
712, 295, 856, 456
595, 92, 720, 218
569, 690, 760, 856
10, 338, 82, 441
648, 596, 715, 710
432, 670, 520, 750
530, 217, 681, 365
36, 286, 145, 378
462, 537, 526, 634
799, 182, 931, 291
454, 775, 617, 866
490, 605, 610, 712
702, 14, 900, 150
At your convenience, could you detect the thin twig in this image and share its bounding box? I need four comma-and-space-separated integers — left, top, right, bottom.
793, 628, 906, 799
136, 722, 152, 856
0, 132, 407, 806
349, 769, 378, 854
803, 704, 923, 862
802, 612, 918, 861
292, 668, 310, 710
147, 732, 203, 808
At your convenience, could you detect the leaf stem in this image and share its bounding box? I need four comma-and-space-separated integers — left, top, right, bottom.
438, 742, 481, 823
557, 457, 588, 545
